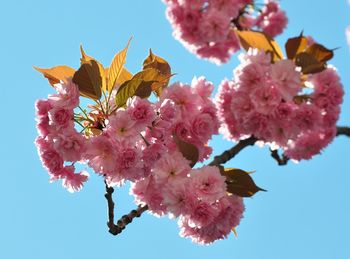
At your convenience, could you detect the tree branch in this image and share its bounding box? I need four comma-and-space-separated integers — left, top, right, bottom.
208, 136, 258, 166
270, 149, 289, 166
336, 126, 350, 137
105, 126, 350, 236
105, 182, 149, 235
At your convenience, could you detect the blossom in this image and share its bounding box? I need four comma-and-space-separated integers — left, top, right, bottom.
52, 130, 87, 162
48, 79, 80, 109
84, 134, 117, 176
48, 107, 73, 129
189, 166, 226, 203
105, 110, 138, 140
164, 0, 287, 64
216, 50, 343, 161
153, 151, 191, 185
127, 97, 156, 127
60, 165, 89, 193
271, 59, 300, 101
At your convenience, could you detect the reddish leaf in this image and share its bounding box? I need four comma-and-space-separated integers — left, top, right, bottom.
72, 60, 103, 100
285, 33, 308, 60
220, 168, 266, 197
173, 135, 199, 168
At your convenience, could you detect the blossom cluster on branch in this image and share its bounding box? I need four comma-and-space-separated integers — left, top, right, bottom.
34, 0, 348, 246
217, 48, 343, 160
34, 45, 259, 244
164, 0, 287, 64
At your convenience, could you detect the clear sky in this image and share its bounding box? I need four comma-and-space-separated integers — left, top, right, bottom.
1, 1, 350, 258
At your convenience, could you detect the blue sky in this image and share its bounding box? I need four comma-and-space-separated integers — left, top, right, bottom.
1, 1, 350, 258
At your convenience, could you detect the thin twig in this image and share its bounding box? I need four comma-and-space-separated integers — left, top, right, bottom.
105, 181, 149, 235
270, 149, 289, 166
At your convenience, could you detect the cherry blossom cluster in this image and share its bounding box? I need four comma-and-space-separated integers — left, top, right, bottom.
131, 157, 244, 244
216, 49, 344, 160
163, 0, 287, 64
35, 77, 219, 189
35, 80, 89, 193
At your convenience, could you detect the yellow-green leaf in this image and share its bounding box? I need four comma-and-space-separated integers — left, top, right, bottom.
285, 33, 308, 60
72, 60, 102, 100
107, 38, 132, 93
220, 168, 266, 197
34, 65, 75, 86
115, 78, 152, 107
173, 135, 199, 168
105, 67, 132, 90
134, 68, 171, 92
235, 30, 284, 62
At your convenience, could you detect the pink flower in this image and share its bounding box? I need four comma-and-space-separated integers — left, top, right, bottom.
173, 122, 191, 140
159, 99, 178, 121
36, 137, 64, 177
198, 9, 230, 43
187, 200, 219, 227
48, 107, 73, 129
191, 76, 214, 99
106, 110, 138, 140
153, 151, 191, 185
85, 134, 117, 175
52, 131, 87, 162
36, 116, 51, 137
127, 97, 156, 127
48, 79, 79, 109
163, 178, 195, 217
178, 0, 205, 9
179, 195, 244, 244
35, 99, 52, 117
271, 60, 300, 101
189, 166, 226, 203
190, 112, 215, 142
60, 165, 89, 193
236, 62, 270, 90
293, 104, 321, 132
131, 176, 167, 216
285, 132, 328, 161
162, 82, 198, 115
114, 140, 144, 182
250, 85, 281, 114
209, 0, 242, 17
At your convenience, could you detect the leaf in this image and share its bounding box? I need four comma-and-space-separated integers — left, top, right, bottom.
115, 78, 153, 107
305, 43, 333, 63
173, 135, 199, 168
142, 49, 172, 96
220, 168, 266, 197
72, 60, 103, 100
295, 52, 326, 74
134, 68, 171, 92
80, 45, 95, 64
107, 38, 132, 93
105, 67, 133, 90
34, 65, 75, 86
235, 30, 284, 62
80, 45, 107, 92
285, 32, 308, 60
